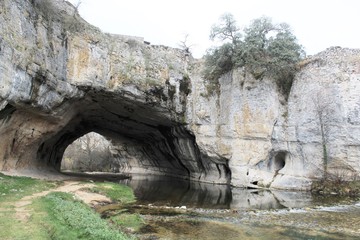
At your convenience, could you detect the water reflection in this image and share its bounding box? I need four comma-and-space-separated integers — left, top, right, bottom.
118, 175, 232, 209
63, 172, 354, 210
230, 189, 314, 210
117, 174, 313, 210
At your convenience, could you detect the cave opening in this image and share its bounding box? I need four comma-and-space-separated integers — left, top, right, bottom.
30, 89, 232, 185
273, 152, 286, 172
61, 132, 114, 173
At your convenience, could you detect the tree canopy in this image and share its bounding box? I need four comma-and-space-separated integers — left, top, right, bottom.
204, 14, 305, 98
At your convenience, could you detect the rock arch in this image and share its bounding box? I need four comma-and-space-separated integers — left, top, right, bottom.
1, 85, 232, 182
0, 0, 231, 184
0, 83, 231, 183
3, 0, 360, 190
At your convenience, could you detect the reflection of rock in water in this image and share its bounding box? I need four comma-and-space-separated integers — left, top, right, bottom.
119, 175, 232, 209
179, 182, 232, 209
231, 189, 284, 210
119, 175, 314, 210
271, 190, 312, 208
231, 189, 313, 210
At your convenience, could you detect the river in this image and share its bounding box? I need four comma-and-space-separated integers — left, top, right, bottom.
65, 172, 360, 239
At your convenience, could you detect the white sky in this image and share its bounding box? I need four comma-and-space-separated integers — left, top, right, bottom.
67, 0, 360, 58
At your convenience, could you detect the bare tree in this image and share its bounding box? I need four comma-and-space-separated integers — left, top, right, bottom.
312, 88, 336, 179
62, 132, 112, 172
78, 133, 97, 169
64, 0, 83, 33
178, 33, 194, 55
210, 13, 241, 44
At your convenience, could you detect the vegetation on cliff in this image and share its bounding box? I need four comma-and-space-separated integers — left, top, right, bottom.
204, 13, 305, 99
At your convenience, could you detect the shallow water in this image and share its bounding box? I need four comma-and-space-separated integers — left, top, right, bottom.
131, 203, 360, 240
64, 172, 358, 209
117, 175, 360, 239
115, 174, 358, 210
138, 218, 357, 240
64, 172, 360, 239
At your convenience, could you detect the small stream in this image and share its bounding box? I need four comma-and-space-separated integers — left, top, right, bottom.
65, 173, 360, 239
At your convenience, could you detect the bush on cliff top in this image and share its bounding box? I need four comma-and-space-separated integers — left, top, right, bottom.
204, 14, 305, 99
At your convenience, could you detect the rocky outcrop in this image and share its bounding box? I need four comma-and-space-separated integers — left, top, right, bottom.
1, 0, 360, 189
0, 0, 230, 184
189, 47, 360, 189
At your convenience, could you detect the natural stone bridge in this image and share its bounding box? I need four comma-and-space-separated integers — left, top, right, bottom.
0, 0, 230, 184
1, 0, 360, 189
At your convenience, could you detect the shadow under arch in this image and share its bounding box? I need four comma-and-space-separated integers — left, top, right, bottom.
34, 92, 232, 184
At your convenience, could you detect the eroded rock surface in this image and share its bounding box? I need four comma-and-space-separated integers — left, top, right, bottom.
0, 0, 230, 184
188, 48, 360, 189
1, 0, 360, 189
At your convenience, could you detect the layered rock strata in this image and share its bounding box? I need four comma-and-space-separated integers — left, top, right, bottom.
1, 0, 360, 189
0, 0, 230, 184
188, 48, 360, 189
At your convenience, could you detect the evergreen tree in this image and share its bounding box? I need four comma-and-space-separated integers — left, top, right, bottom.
204, 14, 305, 99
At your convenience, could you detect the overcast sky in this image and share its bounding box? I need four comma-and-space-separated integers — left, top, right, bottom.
67, 0, 360, 58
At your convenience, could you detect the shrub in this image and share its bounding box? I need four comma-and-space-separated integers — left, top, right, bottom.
32, 0, 57, 19
204, 14, 305, 99
32, 0, 83, 34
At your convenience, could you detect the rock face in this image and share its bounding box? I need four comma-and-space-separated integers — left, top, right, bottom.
0, 0, 229, 184
188, 48, 360, 189
1, 0, 360, 189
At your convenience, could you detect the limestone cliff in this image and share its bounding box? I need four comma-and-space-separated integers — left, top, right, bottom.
0, 0, 229, 184
189, 47, 360, 189
1, 0, 359, 189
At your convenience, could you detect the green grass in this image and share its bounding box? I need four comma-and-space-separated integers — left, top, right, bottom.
90, 182, 144, 233
0, 172, 57, 202
31, 192, 133, 240
111, 213, 145, 232
0, 210, 50, 239
0, 174, 137, 240
0, 173, 59, 239
92, 182, 136, 203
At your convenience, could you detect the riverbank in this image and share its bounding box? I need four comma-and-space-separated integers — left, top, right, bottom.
1, 172, 360, 239
100, 202, 360, 240
311, 179, 360, 196
0, 172, 136, 239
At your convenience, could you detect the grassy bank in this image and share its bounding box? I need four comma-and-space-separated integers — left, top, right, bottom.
0, 173, 59, 239
0, 172, 57, 202
92, 182, 136, 204
0, 173, 138, 240
32, 192, 133, 240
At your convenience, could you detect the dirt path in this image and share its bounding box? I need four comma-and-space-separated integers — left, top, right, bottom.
14, 181, 111, 222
